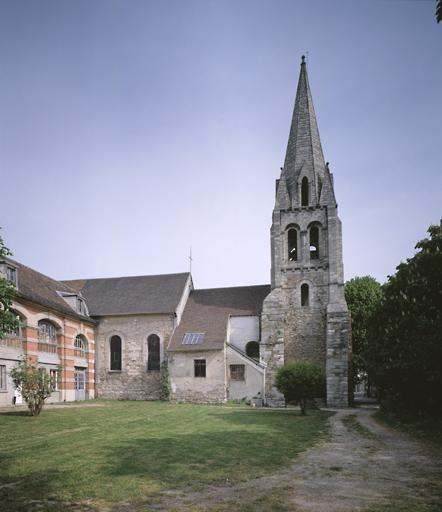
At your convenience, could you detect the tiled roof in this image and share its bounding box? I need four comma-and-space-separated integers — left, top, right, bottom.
168, 284, 271, 352
4, 258, 93, 322
63, 273, 190, 316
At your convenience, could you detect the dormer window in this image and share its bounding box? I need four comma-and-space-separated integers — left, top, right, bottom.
77, 297, 85, 315
57, 292, 88, 316
6, 265, 17, 286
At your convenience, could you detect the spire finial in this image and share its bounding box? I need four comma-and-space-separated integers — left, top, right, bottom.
301, 55, 306, 65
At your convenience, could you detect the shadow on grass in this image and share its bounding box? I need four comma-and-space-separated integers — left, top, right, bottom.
0, 452, 97, 512
103, 422, 327, 489
204, 408, 333, 434
0, 410, 31, 417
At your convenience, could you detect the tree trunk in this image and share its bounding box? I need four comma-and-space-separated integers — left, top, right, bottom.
300, 398, 307, 415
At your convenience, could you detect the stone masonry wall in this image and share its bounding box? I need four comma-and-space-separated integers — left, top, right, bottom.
95, 313, 174, 400
261, 288, 286, 406
283, 270, 327, 367
326, 306, 351, 407
264, 183, 350, 407
168, 349, 227, 404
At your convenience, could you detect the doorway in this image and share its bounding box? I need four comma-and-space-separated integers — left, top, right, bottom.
74, 367, 86, 401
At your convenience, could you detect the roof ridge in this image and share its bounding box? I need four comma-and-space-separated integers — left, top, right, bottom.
194, 284, 270, 292
61, 271, 190, 283
5, 257, 77, 293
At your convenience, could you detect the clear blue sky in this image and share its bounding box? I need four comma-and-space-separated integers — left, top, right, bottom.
1, 0, 441, 288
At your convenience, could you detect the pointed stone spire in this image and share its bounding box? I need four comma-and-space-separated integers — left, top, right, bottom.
283, 55, 327, 202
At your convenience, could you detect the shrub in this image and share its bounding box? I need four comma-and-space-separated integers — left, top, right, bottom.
160, 361, 171, 401
10, 359, 54, 416
276, 362, 325, 414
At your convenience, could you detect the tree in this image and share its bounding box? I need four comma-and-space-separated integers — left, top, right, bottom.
0, 229, 19, 338
367, 221, 442, 417
276, 362, 325, 414
10, 359, 54, 416
437, 0, 441, 23
345, 276, 383, 395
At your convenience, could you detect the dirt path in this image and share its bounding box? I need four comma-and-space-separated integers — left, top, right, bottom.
129, 407, 442, 512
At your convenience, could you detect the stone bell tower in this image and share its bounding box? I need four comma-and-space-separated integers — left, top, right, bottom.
261, 56, 351, 407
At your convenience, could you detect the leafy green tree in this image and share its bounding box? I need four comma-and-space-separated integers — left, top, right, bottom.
345, 276, 383, 395
367, 221, 442, 417
0, 229, 19, 338
10, 359, 54, 416
276, 362, 325, 414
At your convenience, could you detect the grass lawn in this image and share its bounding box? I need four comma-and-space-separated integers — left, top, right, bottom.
0, 401, 331, 511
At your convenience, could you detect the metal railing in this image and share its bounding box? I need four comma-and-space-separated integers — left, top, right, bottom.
37, 341, 58, 354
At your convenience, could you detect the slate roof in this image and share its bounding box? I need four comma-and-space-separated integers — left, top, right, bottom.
4, 258, 93, 322
63, 273, 191, 317
284, 55, 327, 198
168, 284, 271, 352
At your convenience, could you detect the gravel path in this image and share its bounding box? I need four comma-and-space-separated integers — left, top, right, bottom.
131, 407, 442, 512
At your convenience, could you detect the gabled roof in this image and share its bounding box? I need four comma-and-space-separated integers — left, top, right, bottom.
3, 258, 93, 322
63, 272, 191, 317
168, 284, 271, 352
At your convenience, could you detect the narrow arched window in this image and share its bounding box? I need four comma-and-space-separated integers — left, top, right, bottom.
110, 335, 122, 371
245, 341, 260, 360
74, 335, 87, 357
38, 320, 57, 344
317, 177, 322, 201
288, 228, 298, 261
147, 334, 160, 371
309, 226, 319, 259
301, 177, 309, 206
301, 284, 309, 307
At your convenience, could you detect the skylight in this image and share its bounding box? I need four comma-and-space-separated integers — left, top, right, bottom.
182, 333, 205, 345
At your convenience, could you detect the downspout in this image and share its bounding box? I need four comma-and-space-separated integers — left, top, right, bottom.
263, 366, 266, 406
63, 318, 67, 402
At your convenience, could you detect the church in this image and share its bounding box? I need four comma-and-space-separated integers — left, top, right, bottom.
0, 57, 351, 408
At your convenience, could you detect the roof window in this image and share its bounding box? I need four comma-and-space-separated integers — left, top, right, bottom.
182, 333, 205, 345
